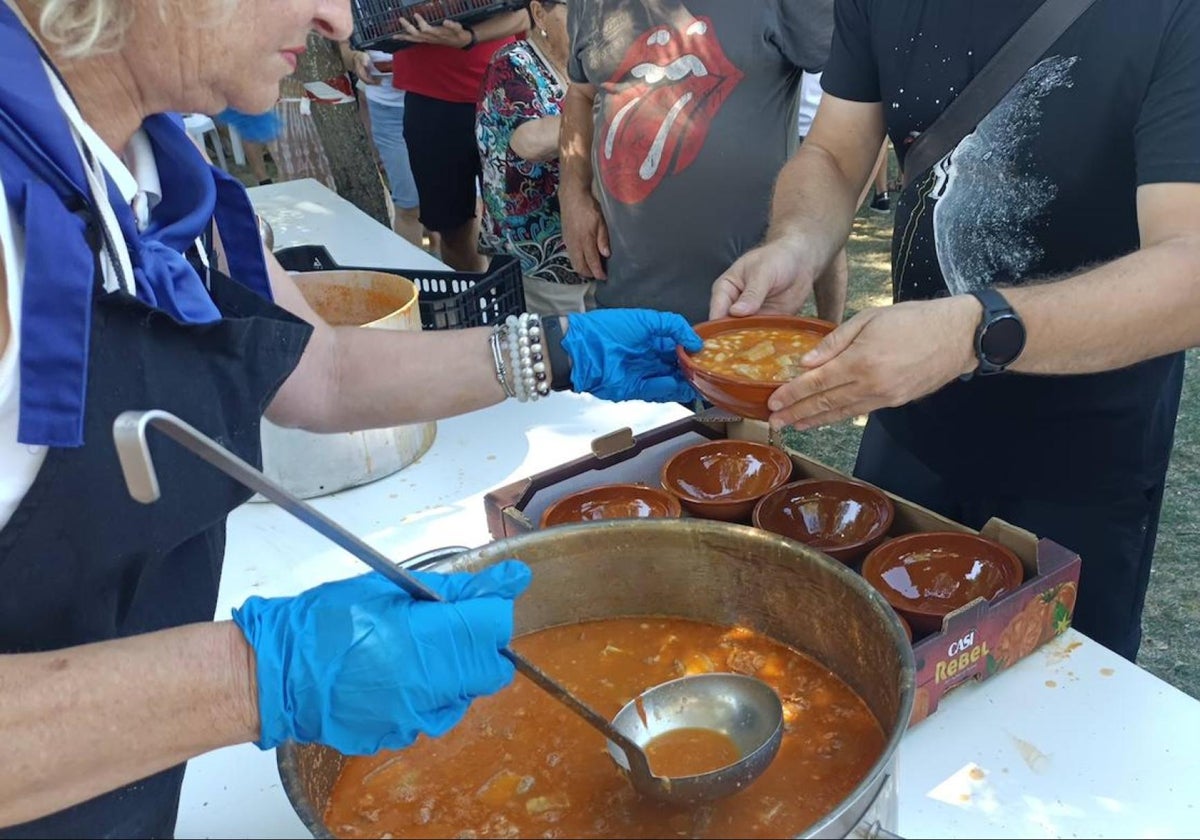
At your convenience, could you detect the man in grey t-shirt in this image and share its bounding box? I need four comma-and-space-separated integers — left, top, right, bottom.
559, 0, 835, 324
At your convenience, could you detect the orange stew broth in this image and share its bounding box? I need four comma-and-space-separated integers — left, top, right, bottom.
326, 617, 885, 839
691, 328, 824, 383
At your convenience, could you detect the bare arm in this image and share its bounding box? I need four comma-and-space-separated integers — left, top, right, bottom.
337, 40, 378, 84
559, 82, 609, 278
711, 95, 886, 318
766, 182, 1200, 431
397, 9, 528, 48
1004, 182, 1200, 374
510, 115, 563, 162
766, 95, 887, 281
0, 623, 257, 828
808, 142, 887, 324
812, 250, 848, 323
263, 253, 510, 431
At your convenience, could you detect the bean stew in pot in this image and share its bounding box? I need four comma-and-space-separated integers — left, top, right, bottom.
325, 616, 885, 838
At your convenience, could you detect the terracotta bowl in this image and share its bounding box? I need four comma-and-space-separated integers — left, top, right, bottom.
539, 483, 683, 529
860, 532, 1026, 637
677, 315, 836, 420
660, 440, 795, 523
751, 478, 895, 567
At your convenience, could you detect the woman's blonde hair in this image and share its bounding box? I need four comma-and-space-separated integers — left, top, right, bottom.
35, 0, 233, 58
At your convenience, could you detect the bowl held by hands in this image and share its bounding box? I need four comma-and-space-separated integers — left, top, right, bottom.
677, 315, 836, 420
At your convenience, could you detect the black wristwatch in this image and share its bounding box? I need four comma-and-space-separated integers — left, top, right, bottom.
460, 26, 478, 49
963, 287, 1026, 379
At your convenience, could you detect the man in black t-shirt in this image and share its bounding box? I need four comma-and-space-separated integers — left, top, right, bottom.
710, 0, 1200, 661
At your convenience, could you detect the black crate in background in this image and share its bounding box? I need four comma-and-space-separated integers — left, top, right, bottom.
350, 0, 525, 51
274, 245, 526, 331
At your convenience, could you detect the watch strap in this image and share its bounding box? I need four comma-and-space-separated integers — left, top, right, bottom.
540, 314, 574, 391
461, 26, 478, 50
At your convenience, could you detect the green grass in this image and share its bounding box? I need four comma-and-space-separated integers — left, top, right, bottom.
785, 202, 1200, 700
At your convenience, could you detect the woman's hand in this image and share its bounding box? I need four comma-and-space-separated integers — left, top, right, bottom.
232, 561, 532, 755
765, 297, 979, 431
562, 309, 702, 403
396, 14, 474, 48
350, 50, 380, 84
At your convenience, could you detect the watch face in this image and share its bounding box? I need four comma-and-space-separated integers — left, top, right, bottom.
981, 314, 1026, 366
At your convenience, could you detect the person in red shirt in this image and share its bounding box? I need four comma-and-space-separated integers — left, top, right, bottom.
393, 11, 528, 271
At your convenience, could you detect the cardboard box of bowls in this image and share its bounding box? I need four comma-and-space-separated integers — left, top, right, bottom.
482, 413, 1081, 726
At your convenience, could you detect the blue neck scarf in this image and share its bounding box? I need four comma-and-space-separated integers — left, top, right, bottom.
0, 2, 274, 447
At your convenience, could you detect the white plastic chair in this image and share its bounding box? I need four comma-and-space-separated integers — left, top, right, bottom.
183, 113, 228, 169
226, 124, 246, 166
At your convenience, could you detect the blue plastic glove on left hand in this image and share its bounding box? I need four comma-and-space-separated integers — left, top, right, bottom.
232, 560, 531, 756
562, 309, 703, 403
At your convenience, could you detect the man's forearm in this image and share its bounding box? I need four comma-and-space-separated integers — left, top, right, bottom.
766, 145, 863, 282
813, 250, 849, 323
1004, 235, 1200, 375
559, 84, 596, 198
0, 623, 258, 828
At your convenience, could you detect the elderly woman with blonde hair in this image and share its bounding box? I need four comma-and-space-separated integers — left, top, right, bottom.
0, 0, 702, 835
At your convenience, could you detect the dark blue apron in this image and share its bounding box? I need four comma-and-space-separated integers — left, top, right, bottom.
0, 9, 314, 837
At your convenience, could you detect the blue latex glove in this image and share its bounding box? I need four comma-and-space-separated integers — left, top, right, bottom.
232, 560, 531, 756
562, 309, 703, 403
215, 108, 281, 143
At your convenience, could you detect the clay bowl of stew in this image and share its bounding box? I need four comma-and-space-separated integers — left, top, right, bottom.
752, 478, 895, 567
540, 483, 683, 529
860, 532, 1026, 637
660, 439, 795, 523
677, 315, 837, 421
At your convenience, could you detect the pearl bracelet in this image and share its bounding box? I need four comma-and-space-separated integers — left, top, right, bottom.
502, 313, 552, 402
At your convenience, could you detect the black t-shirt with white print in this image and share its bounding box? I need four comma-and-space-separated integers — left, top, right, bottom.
822, 0, 1200, 501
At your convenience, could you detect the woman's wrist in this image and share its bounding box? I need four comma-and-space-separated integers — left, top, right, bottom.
541, 315, 574, 392
222, 620, 262, 744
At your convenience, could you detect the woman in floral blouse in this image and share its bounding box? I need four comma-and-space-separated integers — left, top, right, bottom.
476, 0, 594, 313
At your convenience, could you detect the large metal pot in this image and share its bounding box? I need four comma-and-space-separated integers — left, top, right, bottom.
258, 269, 436, 499
277, 519, 916, 838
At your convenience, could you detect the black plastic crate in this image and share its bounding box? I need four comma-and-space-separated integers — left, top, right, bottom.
274, 245, 526, 331
350, 0, 525, 51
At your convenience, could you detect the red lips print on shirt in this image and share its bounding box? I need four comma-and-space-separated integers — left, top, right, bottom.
598, 16, 744, 205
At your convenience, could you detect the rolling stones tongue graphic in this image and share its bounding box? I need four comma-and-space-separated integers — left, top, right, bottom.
599, 17, 743, 205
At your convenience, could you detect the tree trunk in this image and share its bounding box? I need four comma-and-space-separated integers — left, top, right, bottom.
293, 35, 392, 228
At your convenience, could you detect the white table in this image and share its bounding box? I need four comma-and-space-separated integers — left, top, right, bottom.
175, 180, 1200, 839
249, 178, 448, 272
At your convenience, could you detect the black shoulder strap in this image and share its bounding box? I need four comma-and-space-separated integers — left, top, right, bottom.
901, 0, 1100, 189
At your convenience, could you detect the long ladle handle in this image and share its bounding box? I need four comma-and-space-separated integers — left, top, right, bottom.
111, 410, 654, 778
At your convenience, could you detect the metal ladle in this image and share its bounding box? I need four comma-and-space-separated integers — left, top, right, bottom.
111, 409, 784, 805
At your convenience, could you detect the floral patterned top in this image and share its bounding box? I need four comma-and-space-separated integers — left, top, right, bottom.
476, 40, 582, 285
